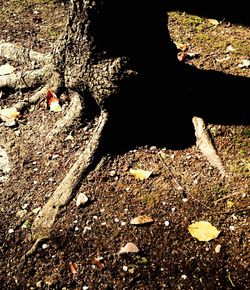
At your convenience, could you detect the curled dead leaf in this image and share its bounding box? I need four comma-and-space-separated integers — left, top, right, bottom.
130, 215, 154, 225
129, 169, 152, 180
119, 242, 139, 254
46, 89, 62, 112
91, 257, 105, 269
0, 107, 20, 126
208, 18, 219, 26
69, 261, 78, 275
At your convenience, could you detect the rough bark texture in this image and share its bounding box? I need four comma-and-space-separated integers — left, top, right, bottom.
53, 0, 135, 110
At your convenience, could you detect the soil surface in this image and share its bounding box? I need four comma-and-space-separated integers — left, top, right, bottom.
0, 1, 249, 289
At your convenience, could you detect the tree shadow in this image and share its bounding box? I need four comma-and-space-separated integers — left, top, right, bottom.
96, 0, 250, 154
104, 63, 250, 154
167, 0, 250, 26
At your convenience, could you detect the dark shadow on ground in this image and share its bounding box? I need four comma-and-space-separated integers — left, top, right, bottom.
167, 0, 250, 26
103, 63, 250, 154
95, 0, 250, 154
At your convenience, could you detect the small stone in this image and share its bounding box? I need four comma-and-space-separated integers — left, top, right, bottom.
171, 207, 176, 212
182, 198, 188, 202
75, 227, 79, 231
114, 218, 119, 222
229, 225, 235, 231
110, 170, 116, 177
8, 229, 14, 233
164, 221, 170, 226
42, 243, 48, 249
121, 221, 126, 226
76, 193, 88, 207
215, 244, 221, 253
122, 266, 128, 272
181, 274, 188, 280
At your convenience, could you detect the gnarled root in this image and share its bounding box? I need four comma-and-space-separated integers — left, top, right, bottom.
0, 41, 51, 64
192, 116, 226, 178
46, 91, 84, 141
26, 109, 109, 256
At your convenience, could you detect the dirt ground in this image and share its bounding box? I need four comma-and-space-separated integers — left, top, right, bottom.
0, 1, 249, 289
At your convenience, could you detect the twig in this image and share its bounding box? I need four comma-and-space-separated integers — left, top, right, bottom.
214, 191, 243, 204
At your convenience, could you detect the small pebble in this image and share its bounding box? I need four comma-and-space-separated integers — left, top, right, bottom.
42, 244, 48, 250
8, 229, 14, 234
122, 266, 128, 272
164, 221, 170, 226
181, 274, 188, 280
215, 244, 221, 253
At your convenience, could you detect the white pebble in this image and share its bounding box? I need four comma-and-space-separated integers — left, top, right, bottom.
215, 244, 221, 253
42, 244, 48, 249
8, 229, 14, 234
121, 221, 126, 226
75, 227, 79, 231
122, 266, 128, 272
164, 221, 170, 226
182, 198, 188, 202
181, 274, 188, 280
76, 193, 89, 207
114, 218, 119, 222
229, 225, 235, 231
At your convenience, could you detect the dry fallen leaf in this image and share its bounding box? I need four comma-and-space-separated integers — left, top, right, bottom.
91, 257, 105, 269
238, 59, 250, 68
46, 89, 62, 112
129, 169, 152, 180
208, 18, 219, 26
0, 63, 15, 75
174, 41, 188, 51
130, 215, 154, 225
226, 200, 234, 208
119, 242, 139, 254
69, 261, 78, 275
0, 107, 20, 126
188, 221, 220, 242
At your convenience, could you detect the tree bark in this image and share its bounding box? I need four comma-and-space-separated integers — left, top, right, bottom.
52, 0, 177, 109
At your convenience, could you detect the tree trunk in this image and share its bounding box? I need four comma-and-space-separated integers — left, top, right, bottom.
52, 0, 177, 109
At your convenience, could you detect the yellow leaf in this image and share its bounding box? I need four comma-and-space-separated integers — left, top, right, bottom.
188, 221, 220, 242
208, 19, 219, 25
129, 169, 152, 180
226, 200, 234, 208
130, 215, 154, 225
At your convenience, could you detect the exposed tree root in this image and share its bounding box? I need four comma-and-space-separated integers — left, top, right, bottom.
46, 91, 83, 141
0, 41, 51, 64
0, 64, 55, 90
26, 109, 109, 256
192, 116, 226, 178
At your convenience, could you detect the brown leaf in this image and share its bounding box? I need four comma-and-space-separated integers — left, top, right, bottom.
69, 261, 78, 275
119, 242, 140, 254
46, 90, 62, 112
91, 257, 105, 269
